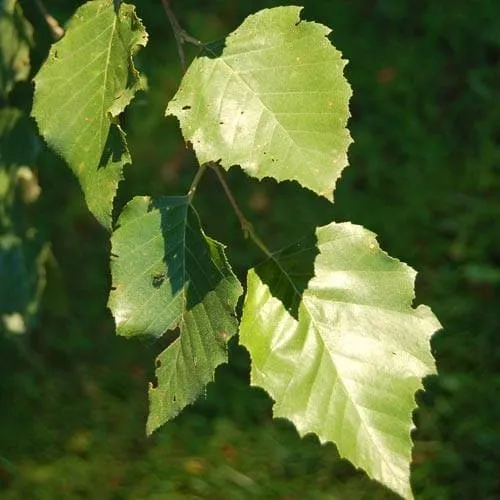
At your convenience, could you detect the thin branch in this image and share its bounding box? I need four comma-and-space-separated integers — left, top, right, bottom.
34, 0, 64, 40
161, 0, 203, 73
187, 163, 207, 202
160, 1, 271, 260
211, 163, 273, 259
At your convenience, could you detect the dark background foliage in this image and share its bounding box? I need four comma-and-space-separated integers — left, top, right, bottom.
1, 0, 499, 498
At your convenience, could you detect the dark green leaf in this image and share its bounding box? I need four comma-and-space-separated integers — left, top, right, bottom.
0, 0, 33, 98
108, 196, 242, 434
0, 234, 48, 335
0, 109, 46, 335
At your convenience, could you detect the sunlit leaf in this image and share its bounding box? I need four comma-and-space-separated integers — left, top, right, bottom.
239, 222, 441, 499
108, 196, 242, 434
32, 0, 147, 230
167, 6, 352, 200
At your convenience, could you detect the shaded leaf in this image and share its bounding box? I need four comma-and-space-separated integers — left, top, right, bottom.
108, 196, 242, 434
0, 109, 41, 240
0, 108, 39, 172
0, 109, 46, 335
239, 222, 441, 499
0, 0, 33, 98
167, 6, 352, 200
32, 0, 147, 230
0, 234, 48, 335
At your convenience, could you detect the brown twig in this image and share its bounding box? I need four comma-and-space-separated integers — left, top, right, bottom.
34, 0, 64, 40
161, 2, 271, 260
187, 163, 207, 202
161, 0, 203, 73
210, 163, 273, 259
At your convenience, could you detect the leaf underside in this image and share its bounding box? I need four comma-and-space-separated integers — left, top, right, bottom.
167, 6, 352, 200
31, 0, 147, 230
0, 0, 33, 98
239, 222, 441, 499
108, 196, 242, 435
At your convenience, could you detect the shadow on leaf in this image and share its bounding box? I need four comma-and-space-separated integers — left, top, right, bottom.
151, 196, 228, 311
255, 231, 318, 319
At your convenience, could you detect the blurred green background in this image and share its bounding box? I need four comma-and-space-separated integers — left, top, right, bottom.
1, 0, 500, 498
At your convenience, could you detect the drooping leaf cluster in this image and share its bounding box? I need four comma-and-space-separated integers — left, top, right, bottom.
25, 2, 442, 498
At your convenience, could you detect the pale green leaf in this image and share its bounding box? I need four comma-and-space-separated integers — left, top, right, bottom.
0, 0, 33, 97
32, 0, 147, 230
167, 6, 352, 200
108, 196, 242, 434
239, 222, 441, 499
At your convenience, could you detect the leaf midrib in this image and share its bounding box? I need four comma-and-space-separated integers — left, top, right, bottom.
266, 248, 407, 481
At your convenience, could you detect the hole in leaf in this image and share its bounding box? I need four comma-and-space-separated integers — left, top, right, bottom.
151, 272, 166, 288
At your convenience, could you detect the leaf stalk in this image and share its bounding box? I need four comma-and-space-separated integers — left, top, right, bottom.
34, 0, 64, 40
161, 0, 203, 73
187, 163, 207, 202
210, 164, 273, 259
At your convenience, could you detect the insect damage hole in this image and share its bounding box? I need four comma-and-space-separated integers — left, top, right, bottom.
152, 272, 166, 288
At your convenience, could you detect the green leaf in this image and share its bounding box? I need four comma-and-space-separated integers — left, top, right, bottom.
0, 234, 48, 335
32, 0, 147, 230
0, 0, 33, 98
167, 6, 352, 200
0, 108, 39, 168
0, 109, 46, 335
0, 108, 40, 235
239, 222, 441, 499
108, 196, 242, 434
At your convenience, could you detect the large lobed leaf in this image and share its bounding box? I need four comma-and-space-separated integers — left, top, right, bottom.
239, 222, 441, 499
32, 0, 147, 230
0, 0, 33, 98
108, 196, 242, 434
167, 6, 352, 200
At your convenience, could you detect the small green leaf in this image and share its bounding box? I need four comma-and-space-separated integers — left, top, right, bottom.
32, 0, 147, 230
108, 196, 242, 434
167, 6, 352, 200
239, 222, 441, 499
0, 0, 33, 98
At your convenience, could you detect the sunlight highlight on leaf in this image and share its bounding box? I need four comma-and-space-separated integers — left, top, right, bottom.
239, 222, 441, 499
167, 6, 352, 200
32, 0, 147, 230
